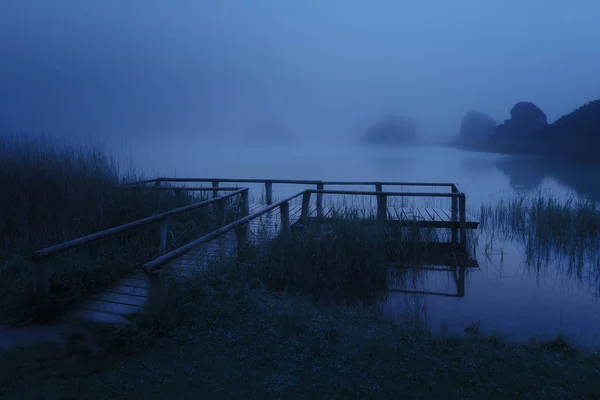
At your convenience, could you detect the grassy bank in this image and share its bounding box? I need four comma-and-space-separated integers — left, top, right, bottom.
0, 134, 221, 325
1, 260, 598, 399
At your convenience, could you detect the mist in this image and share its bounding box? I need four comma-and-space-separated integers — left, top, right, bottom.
2, 0, 599, 143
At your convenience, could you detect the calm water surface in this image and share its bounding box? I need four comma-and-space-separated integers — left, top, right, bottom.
116, 136, 600, 347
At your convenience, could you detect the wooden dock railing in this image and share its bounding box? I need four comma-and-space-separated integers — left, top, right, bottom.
142, 190, 306, 315
141, 186, 472, 316
130, 178, 461, 220
31, 188, 249, 296
300, 189, 467, 247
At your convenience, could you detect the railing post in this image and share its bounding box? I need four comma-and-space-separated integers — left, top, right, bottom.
451, 184, 459, 246
32, 256, 51, 297
459, 194, 467, 251
235, 223, 249, 256
316, 182, 324, 218
375, 183, 383, 192
265, 181, 273, 205
218, 197, 227, 226
280, 201, 290, 236
157, 217, 169, 255
376, 193, 387, 222
301, 191, 312, 226
212, 180, 219, 199
241, 189, 250, 217
146, 269, 167, 318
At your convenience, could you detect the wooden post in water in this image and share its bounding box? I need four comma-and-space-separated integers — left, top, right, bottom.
241, 189, 250, 217
280, 201, 290, 236
146, 269, 167, 318
265, 181, 273, 205
218, 197, 227, 226
301, 191, 311, 226
459, 194, 467, 251
376, 193, 387, 222
316, 183, 324, 218
456, 266, 466, 297
32, 257, 51, 297
235, 223, 249, 256
157, 217, 169, 255
451, 184, 459, 246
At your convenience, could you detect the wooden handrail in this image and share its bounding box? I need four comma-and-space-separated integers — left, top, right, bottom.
144, 191, 306, 272
154, 177, 323, 185
33, 188, 249, 260
139, 187, 242, 192
306, 189, 465, 198
150, 177, 460, 189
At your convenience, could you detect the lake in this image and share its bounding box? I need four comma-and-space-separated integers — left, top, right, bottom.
113, 135, 600, 348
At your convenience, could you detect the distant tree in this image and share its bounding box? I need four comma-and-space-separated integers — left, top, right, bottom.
360, 114, 418, 146
486, 102, 548, 154
456, 110, 496, 147
534, 99, 600, 161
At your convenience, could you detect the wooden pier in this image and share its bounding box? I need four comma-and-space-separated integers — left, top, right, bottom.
30, 178, 480, 325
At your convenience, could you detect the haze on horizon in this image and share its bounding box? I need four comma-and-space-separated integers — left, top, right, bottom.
1, 0, 599, 142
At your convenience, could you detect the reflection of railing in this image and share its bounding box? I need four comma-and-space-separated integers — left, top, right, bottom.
31, 188, 249, 296
390, 266, 467, 298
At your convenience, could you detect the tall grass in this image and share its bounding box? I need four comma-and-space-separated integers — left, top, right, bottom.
479, 192, 600, 293
0, 134, 219, 325
250, 205, 464, 307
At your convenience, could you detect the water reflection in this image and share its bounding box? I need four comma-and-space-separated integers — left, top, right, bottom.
390, 266, 467, 298
496, 155, 600, 202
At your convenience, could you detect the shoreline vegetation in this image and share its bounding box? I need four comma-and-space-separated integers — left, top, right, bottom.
1, 134, 599, 398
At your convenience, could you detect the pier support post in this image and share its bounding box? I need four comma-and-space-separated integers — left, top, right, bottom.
218, 198, 227, 226
376, 193, 387, 222
451, 185, 459, 246
316, 182, 324, 218
280, 201, 290, 236
459, 194, 467, 251
265, 181, 273, 205
301, 191, 311, 226
146, 269, 167, 318
33, 257, 51, 297
157, 217, 169, 255
241, 189, 250, 217
235, 223, 249, 256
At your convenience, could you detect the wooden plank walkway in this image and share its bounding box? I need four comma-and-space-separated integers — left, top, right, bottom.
68, 205, 476, 325
69, 203, 305, 325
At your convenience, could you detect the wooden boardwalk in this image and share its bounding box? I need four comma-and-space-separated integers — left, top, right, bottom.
28, 178, 480, 326
69, 203, 306, 325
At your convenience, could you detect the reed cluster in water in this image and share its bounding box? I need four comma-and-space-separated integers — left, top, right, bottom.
479, 193, 600, 294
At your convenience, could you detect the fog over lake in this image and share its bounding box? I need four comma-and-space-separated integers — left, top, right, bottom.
2, 0, 600, 347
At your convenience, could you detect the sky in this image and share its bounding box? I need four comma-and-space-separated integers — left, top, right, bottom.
1, 0, 599, 140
